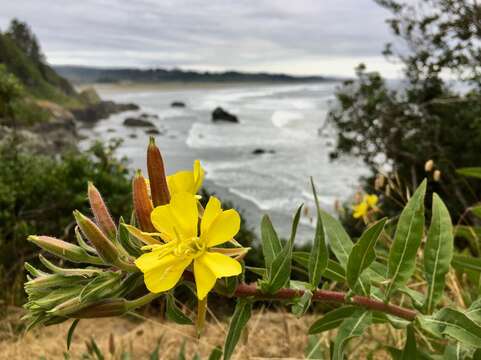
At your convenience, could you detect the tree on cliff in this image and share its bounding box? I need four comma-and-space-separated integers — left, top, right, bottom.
328, 0, 481, 226
5, 19, 44, 64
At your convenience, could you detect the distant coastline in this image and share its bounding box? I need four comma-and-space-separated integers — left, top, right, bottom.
54, 65, 338, 85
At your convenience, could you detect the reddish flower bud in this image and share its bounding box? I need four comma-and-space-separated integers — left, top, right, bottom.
132, 170, 155, 232
88, 182, 117, 239
147, 137, 170, 206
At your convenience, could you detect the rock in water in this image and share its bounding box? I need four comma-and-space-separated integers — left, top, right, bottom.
72, 101, 139, 123
123, 117, 156, 127
171, 101, 186, 108
212, 107, 238, 123
252, 148, 275, 155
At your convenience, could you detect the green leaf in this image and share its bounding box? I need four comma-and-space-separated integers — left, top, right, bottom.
309, 306, 357, 334
166, 293, 193, 325
293, 252, 346, 283
223, 299, 252, 360
451, 255, 481, 273
260, 215, 282, 274
308, 179, 328, 288
263, 206, 303, 293
399, 287, 424, 310
66, 319, 80, 350
457, 167, 481, 179
401, 325, 417, 360
386, 179, 427, 299
470, 205, 481, 220
423, 193, 453, 314
291, 290, 313, 317
346, 218, 386, 289
208, 347, 223, 360
305, 335, 324, 359
418, 308, 481, 348
318, 207, 353, 266
332, 309, 372, 360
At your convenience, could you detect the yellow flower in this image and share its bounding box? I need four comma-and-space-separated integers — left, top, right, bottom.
135, 192, 242, 299
167, 160, 205, 196
352, 194, 379, 219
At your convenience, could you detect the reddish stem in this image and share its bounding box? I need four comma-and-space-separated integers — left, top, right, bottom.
233, 283, 417, 321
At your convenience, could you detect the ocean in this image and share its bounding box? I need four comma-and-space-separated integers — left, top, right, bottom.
78, 82, 369, 242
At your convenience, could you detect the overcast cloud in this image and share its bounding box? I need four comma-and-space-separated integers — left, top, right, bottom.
0, 0, 402, 77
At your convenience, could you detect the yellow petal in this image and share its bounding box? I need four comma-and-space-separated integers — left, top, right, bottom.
204, 209, 240, 247
193, 255, 216, 300
200, 252, 242, 278
170, 192, 199, 238
352, 202, 368, 219
365, 194, 379, 207
123, 224, 162, 245
136, 252, 192, 293
151, 205, 176, 242
201, 196, 222, 235
193, 160, 205, 194
167, 171, 195, 195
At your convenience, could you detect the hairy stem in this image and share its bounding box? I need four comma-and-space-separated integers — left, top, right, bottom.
232, 283, 417, 321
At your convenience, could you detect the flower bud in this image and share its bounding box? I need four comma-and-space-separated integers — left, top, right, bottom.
374, 174, 385, 190
433, 169, 441, 182
74, 210, 119, 265
147, 137, 170, 206
132, 170, 155, 232
27, 235, 101, 264
70, 299, 129, 318
88, 182, 117, 239
425, 159, 434, 172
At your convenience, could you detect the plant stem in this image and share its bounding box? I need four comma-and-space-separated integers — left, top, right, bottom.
232, 283, 417, 321
126, 292, 161, 310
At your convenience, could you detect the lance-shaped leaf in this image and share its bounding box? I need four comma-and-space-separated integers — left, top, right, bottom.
423, 193, 453, 314
451, 254, 481, 273
418, 308, 481, 348
260, 215, 282, 273
293, 252, 346, 283
346, 218, 386, 289
386, 180, 427, 299
223, 299, 252, 360
262, 206, 302, 293
457, 167, 481, 179
166, 293, 193, 325
309, 306, 357, 334
401, 325, 417, 360
332, 309, 372, 360
308, 179, 328, 288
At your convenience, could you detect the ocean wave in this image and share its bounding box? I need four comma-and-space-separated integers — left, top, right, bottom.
271, 110, 303, 128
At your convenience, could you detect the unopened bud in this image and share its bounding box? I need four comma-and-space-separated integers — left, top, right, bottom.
27, 235, 101, 264
88, 182, 117, 239
132, 171, 155, 232
354, 191, 363, 204
74, 210, 119, 265
147, 137, 170, 206
433, 170, 441, 182
70, 298, 129, 318
425, 160, 434, 172
374, 174, 385, 190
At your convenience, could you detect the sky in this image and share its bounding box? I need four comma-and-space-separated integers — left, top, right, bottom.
0, 0, 403, 78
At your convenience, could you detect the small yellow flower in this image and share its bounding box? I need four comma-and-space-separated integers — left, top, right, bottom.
352, 194, 379, 219
167, 160, 205, 196
135, 192, 242, 299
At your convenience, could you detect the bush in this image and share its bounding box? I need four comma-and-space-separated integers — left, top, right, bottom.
0, 139, 132, 304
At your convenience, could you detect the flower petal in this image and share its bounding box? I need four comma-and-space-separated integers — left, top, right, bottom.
167, 171, 195, 195
151, 205, 176, 241
365, 194, 379, 207
204, 209, 240, 247
193, 160, 205, 193
200, 252, 242, 278
201, 196, 222, 235
193, 256, 216, 300
136, 252, 192, 293
170, 192, 199, 238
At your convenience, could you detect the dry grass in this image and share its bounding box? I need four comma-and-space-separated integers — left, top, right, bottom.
0, 307, 402, 359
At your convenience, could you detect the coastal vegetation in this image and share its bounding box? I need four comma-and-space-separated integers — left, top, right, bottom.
3, 0, 481, 358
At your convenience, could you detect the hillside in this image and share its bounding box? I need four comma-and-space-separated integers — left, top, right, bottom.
0, 23, 82, 108
54, 65, 332, 84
